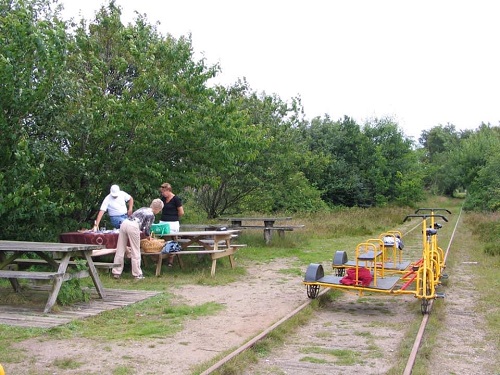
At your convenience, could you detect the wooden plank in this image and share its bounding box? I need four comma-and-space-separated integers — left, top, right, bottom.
186, 244, 247, 249
0, 241, 103, 252
232, 225, 303, 230
0, 287, 160, 328
12, 258, 119, 269
142, 250, 226, 255
91, 248, 116, 257
0, 270, 61, 279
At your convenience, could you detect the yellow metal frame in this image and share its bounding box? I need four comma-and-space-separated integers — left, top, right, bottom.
305, 209, 450, 312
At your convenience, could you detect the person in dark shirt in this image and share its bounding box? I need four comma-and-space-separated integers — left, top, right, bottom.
112, 199, 164, 280
159, 182, 184, 233
159, 182, 184, 267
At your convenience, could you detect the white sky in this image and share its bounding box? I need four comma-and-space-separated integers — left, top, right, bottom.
60, 0, 500, 140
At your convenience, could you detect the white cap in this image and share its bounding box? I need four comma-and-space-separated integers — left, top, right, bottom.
110, 184, 120, 197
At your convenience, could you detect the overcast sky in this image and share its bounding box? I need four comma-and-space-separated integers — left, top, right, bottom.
60, 0, 500, 140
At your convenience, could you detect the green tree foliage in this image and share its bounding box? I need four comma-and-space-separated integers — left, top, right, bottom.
418, 123, 469, 194
61, 2, 220, 220
0, 0, 74, 240
418, 123, 500, 211
2, 0, 496, 245
458, 125, 500, 211
193, 82, 327, 217
305, 116, 421, 207
363, 117, 424, 205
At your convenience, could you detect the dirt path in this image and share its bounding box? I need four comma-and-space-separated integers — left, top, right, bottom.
10, 259, 306, 375
8, 252, 498, 375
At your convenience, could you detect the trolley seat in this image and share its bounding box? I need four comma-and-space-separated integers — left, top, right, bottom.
331, 250, 356, 276
426, 228, 438, 236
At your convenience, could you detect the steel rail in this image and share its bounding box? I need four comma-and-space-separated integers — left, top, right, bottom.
199, 288, 329, 375
402, 206, 463, 375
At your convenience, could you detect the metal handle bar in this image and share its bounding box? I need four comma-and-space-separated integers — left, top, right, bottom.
414, 208, 452, 214
403, 214, 449, 222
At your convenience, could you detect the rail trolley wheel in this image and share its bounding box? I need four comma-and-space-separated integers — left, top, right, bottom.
421, 298, 431, 314
333, 267, 345, 277
307, 284, 320, 299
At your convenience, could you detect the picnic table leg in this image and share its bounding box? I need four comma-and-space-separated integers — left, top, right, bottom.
44, 253, 71, 313
210, 259, 217, 276
225, 239, 236, 269
155, 254, 163, 276
264, 228, 272, 244
263, 220, 275, 244
228, 254, 236, 269
2, 253, 23, 291
84, 251, 105, 298
171, 253, 184, 269
8, 278, 22, 292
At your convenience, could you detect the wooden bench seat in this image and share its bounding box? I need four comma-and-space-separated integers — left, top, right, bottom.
12, 258, 119, 269
233, 225, 304, 230
186, 244, 247, 250
232, 225, 304, 244
0, 270, 62, 280
91, 248, 117, 257
142, 249, 226, 256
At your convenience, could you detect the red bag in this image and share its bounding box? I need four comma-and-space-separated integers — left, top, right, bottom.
340, 267, 373, 286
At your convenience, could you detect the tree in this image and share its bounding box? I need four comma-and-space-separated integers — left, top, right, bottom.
193, 82, 326, 217
363, 117, 424, 205
0, 0, 74, 240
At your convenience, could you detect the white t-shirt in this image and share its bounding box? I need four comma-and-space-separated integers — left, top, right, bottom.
99, 191, 132, 216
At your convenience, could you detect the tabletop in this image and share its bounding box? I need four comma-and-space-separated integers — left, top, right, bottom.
160, 230, 240, 237
60, 231, 146, 249
0, 240, 104, 252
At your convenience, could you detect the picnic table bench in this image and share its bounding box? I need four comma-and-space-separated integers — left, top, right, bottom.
12, 257, 120, 270
218, 217, 304, 244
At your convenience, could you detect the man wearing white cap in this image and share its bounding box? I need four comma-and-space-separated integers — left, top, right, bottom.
93, 184, 134, 230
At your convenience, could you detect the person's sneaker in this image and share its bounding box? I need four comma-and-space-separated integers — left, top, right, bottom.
113, 274, 120, 279
167, 263, 173, 267
134, 275, 145, 280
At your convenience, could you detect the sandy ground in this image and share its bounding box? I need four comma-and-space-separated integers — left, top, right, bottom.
7, 255, 499, 375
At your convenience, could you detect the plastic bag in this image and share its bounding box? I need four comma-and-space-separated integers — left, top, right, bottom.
161, 241, 182, 254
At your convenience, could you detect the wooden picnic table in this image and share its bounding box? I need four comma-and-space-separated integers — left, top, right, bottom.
141, 230, 243, 277
0, 240, 106, 313
218, 217, 304, 244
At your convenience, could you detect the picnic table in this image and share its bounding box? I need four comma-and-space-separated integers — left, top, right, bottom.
0, 240, 106, 313
141, 230, 243, 277
219, 217, 304, 244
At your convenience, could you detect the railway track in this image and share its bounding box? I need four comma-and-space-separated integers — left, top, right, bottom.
201, 208, 464, 375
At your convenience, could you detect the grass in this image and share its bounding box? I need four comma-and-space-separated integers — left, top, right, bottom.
0, 195, 498, 374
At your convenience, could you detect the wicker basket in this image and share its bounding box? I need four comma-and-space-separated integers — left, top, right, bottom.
140, 238, 165, 253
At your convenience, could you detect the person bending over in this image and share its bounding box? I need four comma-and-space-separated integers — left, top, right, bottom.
112, 198, 164, 280
94, 184, 134, 230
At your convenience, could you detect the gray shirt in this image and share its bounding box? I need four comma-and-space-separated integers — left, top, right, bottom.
130, 207, 155, 236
